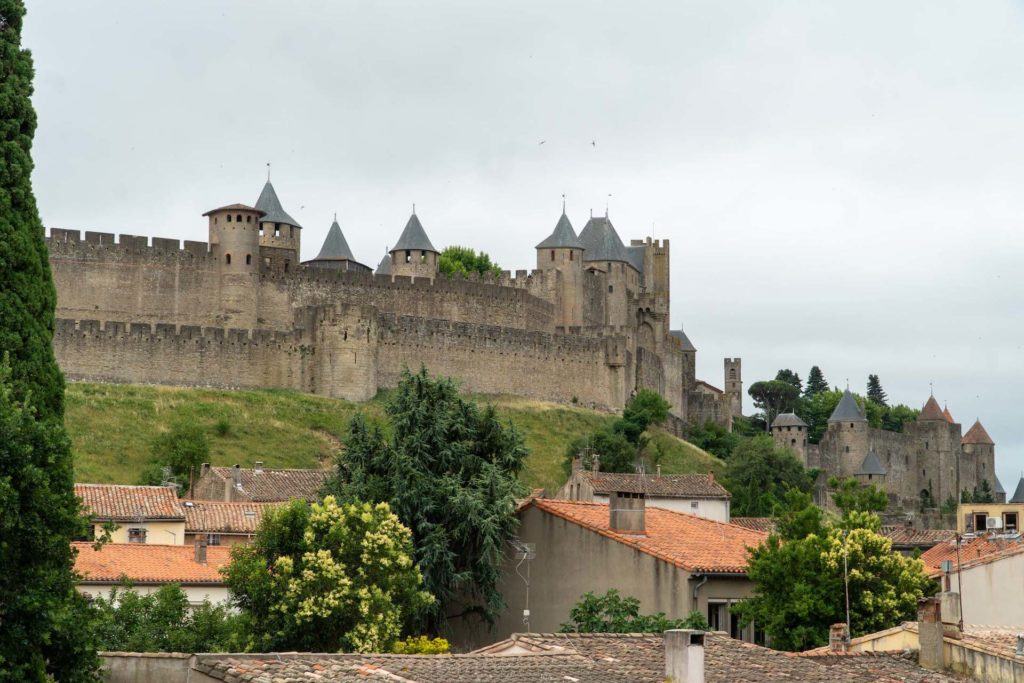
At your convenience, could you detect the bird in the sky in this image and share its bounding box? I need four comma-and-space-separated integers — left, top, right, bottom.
591, 140, 596, 147
539, 140, 546, 145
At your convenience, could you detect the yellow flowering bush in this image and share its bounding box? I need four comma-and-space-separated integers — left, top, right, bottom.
222, 496, 433, 653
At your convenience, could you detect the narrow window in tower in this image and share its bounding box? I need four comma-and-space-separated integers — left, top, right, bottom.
226, 214, 232, 223
225, 254, 231, 265
274, 224, 281, 237
259, 223, 264, 236
405, 250, 411, 264
551, 250, 555, 261
791, 439, 796, 446
850, 423, 854, 428
290, 226, 294, 238
245, 254, 251, 265
284, 261, 289, 272
246, 215, 252, 223
236, 214, 242, 222
214, 217, 218, 224
845, 445, 849, 453
608, 285, 613, 293
569, 251, 574, 261
420, 251, 427, 264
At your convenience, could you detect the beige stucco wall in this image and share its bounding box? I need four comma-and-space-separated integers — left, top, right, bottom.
952, 552, 1024, 627
93, 520, 186, 545
78, 583, 230, 606
957, 503, 1024, 532
447, 505, 754, 650
591, 494, 730, 523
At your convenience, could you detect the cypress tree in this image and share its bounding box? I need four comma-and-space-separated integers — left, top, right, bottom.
866, 374, 888, 406
804, 366, 829, 397
0, 2, 99, 679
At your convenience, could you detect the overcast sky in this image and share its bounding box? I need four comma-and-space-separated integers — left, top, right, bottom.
24, 1, 1024, 490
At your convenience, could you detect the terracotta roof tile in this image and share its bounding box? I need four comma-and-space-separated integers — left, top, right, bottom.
695, 380, 723, 394
920, 396, 946, 421
73, 542, 230, 585
529, 499, 766, 574
205, 466, 332, 502
730, 517, 778, 533
962, 419, 994, 445
880, 526, 956, 549
577, 471, 729, 499
183, 501, 276, 534
75, 483, 185, 521
919, 534, 1024, 577
942, 405, 955, 424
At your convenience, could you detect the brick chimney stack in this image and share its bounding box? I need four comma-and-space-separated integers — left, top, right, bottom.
194, 536, 208, 564
664, 629, 705, 683
828, 623, 849, 652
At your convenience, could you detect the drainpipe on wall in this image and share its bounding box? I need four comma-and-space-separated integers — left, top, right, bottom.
690, 574, 708, 612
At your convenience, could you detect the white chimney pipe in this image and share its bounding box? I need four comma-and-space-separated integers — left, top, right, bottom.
665, 629, 705, 683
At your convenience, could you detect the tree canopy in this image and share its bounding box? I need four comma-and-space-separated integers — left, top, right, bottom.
723, 435, 817, 517
323, 367, 528, 633
438, 246, 502, 278
733, 503, 935, 651
140, 422, 210, 493
748, 380, 800, 429
223, 497, 432, 652
563, 389, 671, 473
866, 374, 888, 406
775, 369, 802, 393
804, 366, 829, 397
560, 589, 709, 633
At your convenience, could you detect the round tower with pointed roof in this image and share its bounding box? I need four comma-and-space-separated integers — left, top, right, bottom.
771, 412, 809, 465
823, 389, 870, 478
204, 202, 264, 327
962, 419, 998, 501
389, 212, 438, 280
536, 209, 584, 327
304, 216, 370, 272
255, 180, 302, 267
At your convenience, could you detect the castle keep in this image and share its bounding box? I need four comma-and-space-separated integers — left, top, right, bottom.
48, 180, 740, 425
771, 392, 1003, 515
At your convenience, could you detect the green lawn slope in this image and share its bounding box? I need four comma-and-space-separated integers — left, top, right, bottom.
65, 383, 723, 493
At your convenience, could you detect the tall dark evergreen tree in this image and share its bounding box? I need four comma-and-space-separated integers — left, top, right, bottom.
0, 2, 99, 679
866, 374, 888, 406
804, 366, 829, 397
775, 369, 803, 393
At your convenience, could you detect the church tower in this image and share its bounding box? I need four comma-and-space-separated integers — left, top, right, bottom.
536, 209, 584, 327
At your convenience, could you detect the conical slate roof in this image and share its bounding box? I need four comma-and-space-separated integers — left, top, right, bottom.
536, 213, 583, 250
962, 420, 994, 445
828, 389, 866, 423
312, 218, 356, 262
855, 451, 887, 476
391, 214, 436, 253
920, 396, 945, 421
626, 245, 646, 274
255, 181, 301, 228
1010, 477, 1024, 504
375, 252, 392, 275
993, 476, 1006, 496
771, 412, 808, 428
578, 216, 631, 264
670, 330, 696, 352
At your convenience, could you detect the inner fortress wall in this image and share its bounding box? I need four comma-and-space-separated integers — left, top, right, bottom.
48, 230, 224, 327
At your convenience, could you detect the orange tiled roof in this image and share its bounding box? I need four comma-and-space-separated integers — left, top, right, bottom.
183, 501, 276, 534
731, 517, 778, 533
75, 483, 185, 521
962, 420, 994, 445
577, 471, 730, 499
919, 534, 1024, 577
529, 499, 766, 574
73, 542, 230, 585
942, 405, 955, 424
204, 466, 331, 502
880, 526, 956, 549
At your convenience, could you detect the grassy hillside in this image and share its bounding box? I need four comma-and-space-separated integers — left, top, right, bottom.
65, 383, 723, 493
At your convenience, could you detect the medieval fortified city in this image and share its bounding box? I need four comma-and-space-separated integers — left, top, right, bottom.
3, 2, 1022, 682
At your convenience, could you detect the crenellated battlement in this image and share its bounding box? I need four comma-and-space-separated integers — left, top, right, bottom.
55, 318, 304, 347
47, 228, 215, 260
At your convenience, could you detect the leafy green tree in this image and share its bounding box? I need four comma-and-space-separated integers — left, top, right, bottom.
560, 590, 709, 633
146, 422, 210, 494
973, 480, 994, 504
90, 583, 237, 653
391, 636, 450, 654
866, 374, 888, 406
564, 428, 638, 474
941, 495, 958, 515
618, 389, 670, 442
804, 366, 829, 397
880, 404, 918, 432
775, 369, 802, 393
723, 435, 817, 517
683, 420, 740, 461
223, 497, 432, 653
0, 3, 99, 678
733, 509, 935, 651
438, 246, 501, 278
323, 368, 527, 633
828, 477, 888, 514
748, 380, 800, 429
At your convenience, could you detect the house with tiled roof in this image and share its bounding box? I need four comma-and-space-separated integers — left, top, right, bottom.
74, 541, 231, 605
182, 500, 276, 547
556, 464, 731, 521
880, 526, 956, 555
75, 483, 186, 545
190, 462, 332, 502
155, 629, 964, 682
448, 496, 768, 650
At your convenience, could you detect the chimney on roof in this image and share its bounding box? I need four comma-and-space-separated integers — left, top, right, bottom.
254, 461, 264, 473
939, 591, 962, 638
201, 462, 210, 475
828, 623, 849, 653
609, 491, 645, 534
664, 629, 705, 683
571, 456, 582, 474
194, 536, 208, 564
232, 464, 242, 489
917, 596, 944, 671
591, 454, 600, 473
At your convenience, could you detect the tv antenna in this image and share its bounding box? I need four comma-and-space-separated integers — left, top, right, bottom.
510, 539, 537, 632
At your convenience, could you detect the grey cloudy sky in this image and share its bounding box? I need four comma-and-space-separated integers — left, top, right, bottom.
24, 1, 1024, 489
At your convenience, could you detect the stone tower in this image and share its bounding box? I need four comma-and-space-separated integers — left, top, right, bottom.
909, 395, 959, 505
536, 210, 584, 327
671, 330, 697, 394
205, 203, 263, 328
824, 389, 869, 478
305, 216, 369, 272
255, 180, 302, 268
724, 358, 742, 417
578, 215, 638, 327
962, 419, 1000, 502
771, 412, 809, 465
389, 212, 438, 280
